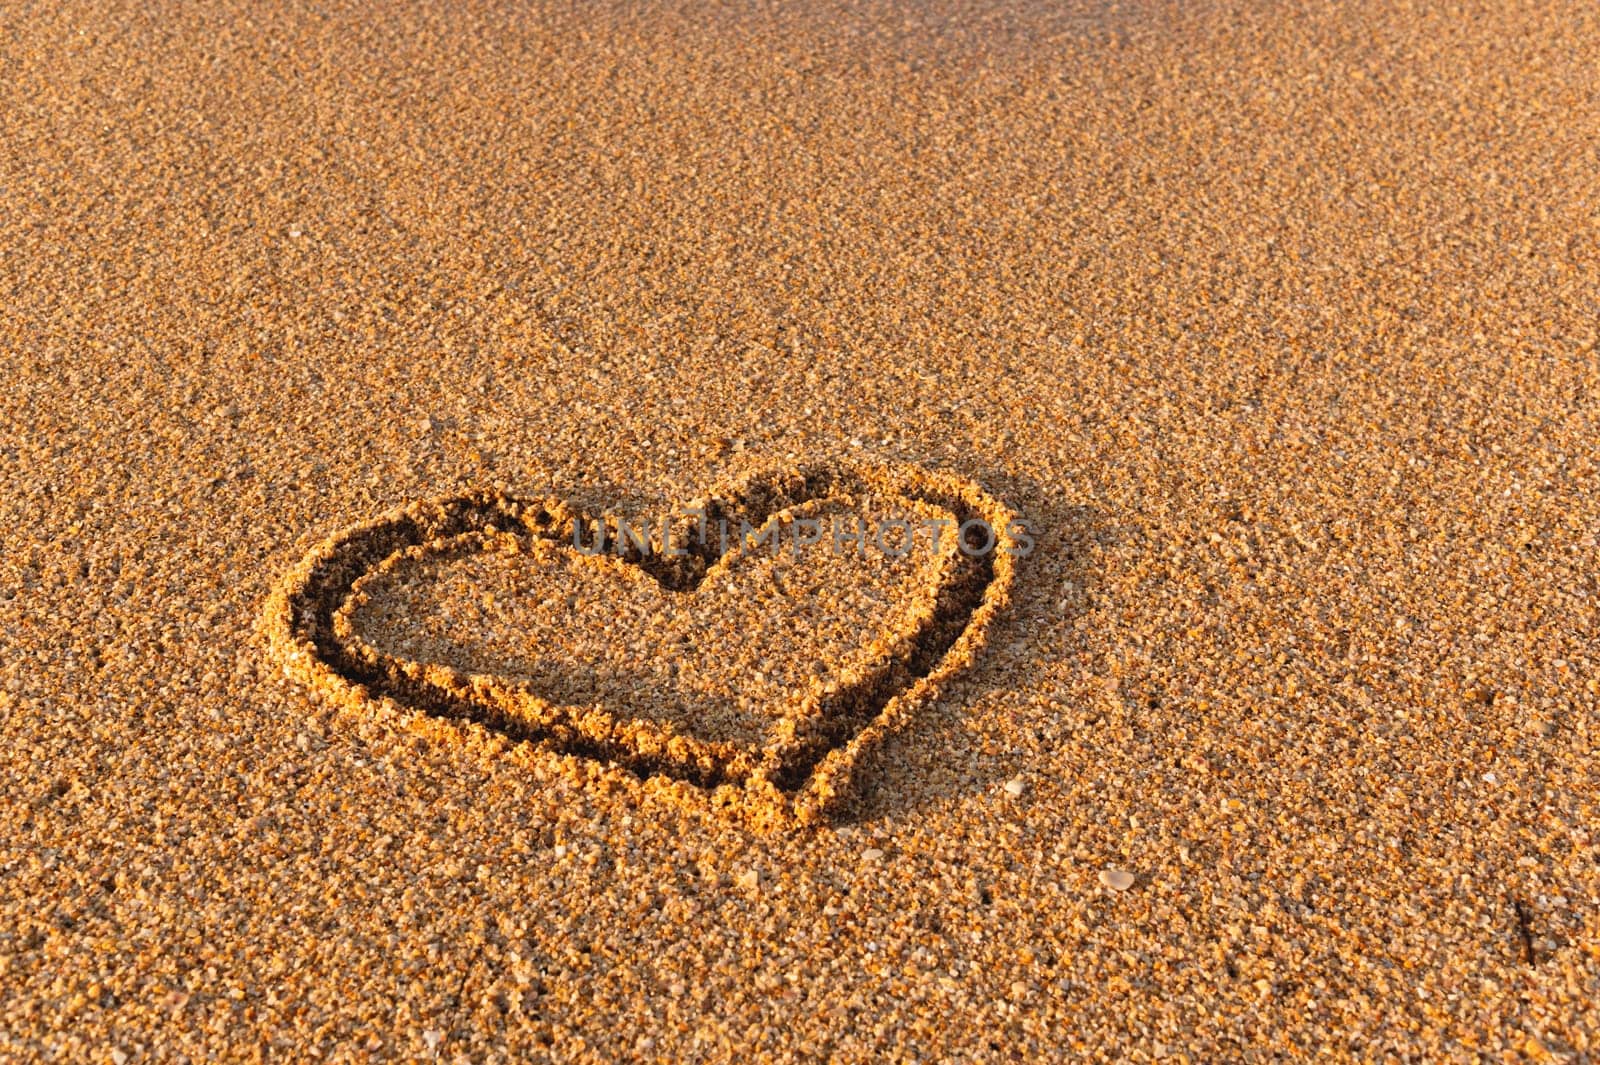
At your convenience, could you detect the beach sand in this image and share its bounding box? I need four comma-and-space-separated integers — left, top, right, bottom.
2, 0, 1598, 1059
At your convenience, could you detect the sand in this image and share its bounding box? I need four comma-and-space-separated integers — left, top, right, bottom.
2, 0, 1597, 1060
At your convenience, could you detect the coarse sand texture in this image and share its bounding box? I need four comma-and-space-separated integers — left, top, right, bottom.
3, 0, 1600, 1061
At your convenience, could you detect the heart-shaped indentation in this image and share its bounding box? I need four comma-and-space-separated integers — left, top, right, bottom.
263, 460, 1018, 825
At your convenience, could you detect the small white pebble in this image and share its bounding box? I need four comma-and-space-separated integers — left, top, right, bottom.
111, 1050, 129, 1065
1003, 777, 1026, 798
1100, 868, 1137, 892
288, 228, 302, 238
421, 1030, 442, 1052
862, 847, 884, 862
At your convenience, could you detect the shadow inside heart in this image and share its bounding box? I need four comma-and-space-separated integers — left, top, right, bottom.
264, 460, 1018, 823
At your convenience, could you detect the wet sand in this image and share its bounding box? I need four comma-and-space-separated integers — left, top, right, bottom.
2, 0, 1598, 1059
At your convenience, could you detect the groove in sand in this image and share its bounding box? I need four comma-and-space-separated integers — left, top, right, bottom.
262, 459, 1020, 827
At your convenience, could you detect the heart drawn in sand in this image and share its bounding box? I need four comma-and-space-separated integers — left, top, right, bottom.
263, 460, 1018, 826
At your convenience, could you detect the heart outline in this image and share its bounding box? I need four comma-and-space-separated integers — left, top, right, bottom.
262, 459, 1018, 827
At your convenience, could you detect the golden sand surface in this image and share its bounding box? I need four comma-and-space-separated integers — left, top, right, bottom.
2, 0, 1598, 1059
